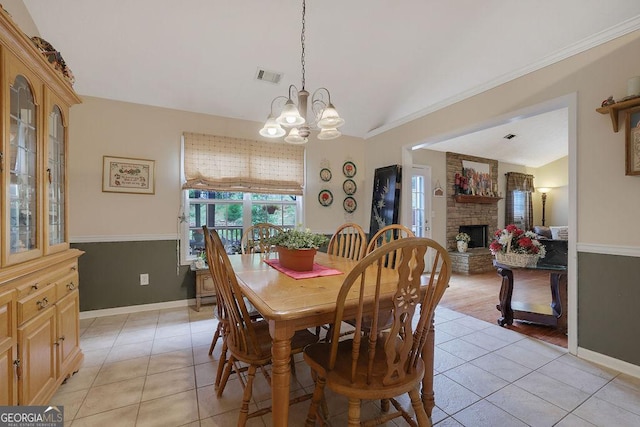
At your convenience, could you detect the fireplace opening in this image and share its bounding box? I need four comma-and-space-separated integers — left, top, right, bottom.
459, 225, 488, 248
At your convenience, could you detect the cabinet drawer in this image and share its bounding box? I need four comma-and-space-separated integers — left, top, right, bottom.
15, 261, 78, 300
17, 286, 57, 325
55, 272, 79, 301
199, 273, 216, 292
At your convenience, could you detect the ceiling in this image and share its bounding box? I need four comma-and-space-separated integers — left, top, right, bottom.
21, 1, 640, 167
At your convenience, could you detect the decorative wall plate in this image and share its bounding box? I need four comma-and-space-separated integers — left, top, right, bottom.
320, 168, 332, 182
343, 196, 357, 213
318, 189, 333, 206
342, 161, 356, 177
343, 179, 357, 195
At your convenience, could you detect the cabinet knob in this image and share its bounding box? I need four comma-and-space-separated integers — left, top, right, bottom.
47, 168, 52, 184
32, 283, 39, 290
71, 266, 77, 271
37, 297, 49, 309
67, 282, 76, 291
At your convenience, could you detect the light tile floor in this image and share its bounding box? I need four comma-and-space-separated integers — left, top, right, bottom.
51, 306, 640, 426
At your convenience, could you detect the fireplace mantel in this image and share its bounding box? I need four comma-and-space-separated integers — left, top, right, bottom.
453, 195, 502, 204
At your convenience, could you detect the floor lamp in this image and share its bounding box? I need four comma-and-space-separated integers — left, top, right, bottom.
537, 188, 550, 226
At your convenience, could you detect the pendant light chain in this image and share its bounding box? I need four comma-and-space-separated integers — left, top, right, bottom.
259, 0, 344, 142
300, 0, 306, 90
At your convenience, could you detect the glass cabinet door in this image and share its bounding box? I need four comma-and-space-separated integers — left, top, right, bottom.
8, 75, 38, 256
48, 105, 66, 249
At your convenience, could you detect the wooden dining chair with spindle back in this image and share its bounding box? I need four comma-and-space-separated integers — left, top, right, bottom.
204, 226, 319, 426
303, 237, 452, 426
240, 222, 283, 254
342, 224, 416, 337
327, 222, 367, 261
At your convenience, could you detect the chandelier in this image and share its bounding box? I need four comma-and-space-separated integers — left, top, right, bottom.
259, 0, 344, 144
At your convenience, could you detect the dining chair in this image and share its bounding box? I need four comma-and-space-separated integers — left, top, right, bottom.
204, 226, 262, 390
303, 237, 452, 426
205, 226, 319, 426
343, 224, 416, 336
240, 222, 283, 254
327, 222, 367, 261
366, 223, 416, 268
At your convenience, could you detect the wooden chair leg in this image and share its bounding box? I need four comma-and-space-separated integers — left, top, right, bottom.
305, 374, 326, 427
238, 364, 258, 427
216, 355, 235, 398
409, 388, 431, 427
208, 322, 223, 355
214, 339, 228, 389
347, 397, 361, 427
381, 398, 390, 412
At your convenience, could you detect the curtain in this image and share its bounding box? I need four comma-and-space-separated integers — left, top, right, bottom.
505, 172, 535, 229
182, 132, 305, 195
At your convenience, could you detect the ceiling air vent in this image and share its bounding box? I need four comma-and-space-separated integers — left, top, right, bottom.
255, 68, 282, 84
503, 133, 516, 140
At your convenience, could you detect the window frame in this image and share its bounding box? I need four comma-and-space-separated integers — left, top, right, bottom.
179, 190, 302, 264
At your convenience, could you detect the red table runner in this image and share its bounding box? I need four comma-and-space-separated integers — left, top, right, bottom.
264, 258, 343, 280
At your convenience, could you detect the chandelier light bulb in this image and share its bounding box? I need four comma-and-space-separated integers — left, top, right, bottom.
317, 103, 345, 129
284, 127, 308, 144
259, 115, 286, 138
276, 99, 305, 127
317, 127, 341, 140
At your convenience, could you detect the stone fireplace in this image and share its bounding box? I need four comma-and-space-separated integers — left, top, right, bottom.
446, 152, 500, 274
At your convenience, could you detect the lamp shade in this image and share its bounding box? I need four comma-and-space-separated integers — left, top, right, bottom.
259, 115, 286, 138
317, 103, 344, 129
317, 127, 341, 140
284, 127, 308, 144
537, 187, 551, 193
276, 99, 305, 127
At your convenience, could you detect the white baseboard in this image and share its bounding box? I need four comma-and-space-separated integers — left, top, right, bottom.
577, 346, 640, 379
80, 299, 196, 319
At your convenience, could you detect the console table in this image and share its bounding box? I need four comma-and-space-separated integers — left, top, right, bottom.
493, 260, 567, 333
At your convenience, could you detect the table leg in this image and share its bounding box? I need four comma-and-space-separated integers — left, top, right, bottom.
496, 267, 514, 326
269, 321, 294, 427
421, 318, 435, 418
550, 273, 568, 333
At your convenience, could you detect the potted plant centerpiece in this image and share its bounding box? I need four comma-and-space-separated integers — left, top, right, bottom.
455, 232, 471, 253
489, 224, 546, 268
267, 228, 329, 271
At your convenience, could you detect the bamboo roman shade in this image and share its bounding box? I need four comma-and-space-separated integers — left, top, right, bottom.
182, 132, 305, 195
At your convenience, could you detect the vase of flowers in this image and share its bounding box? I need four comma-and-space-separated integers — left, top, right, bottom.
489, 224, 546, 268
455, 232, 471, 252
267, 228, 329, 271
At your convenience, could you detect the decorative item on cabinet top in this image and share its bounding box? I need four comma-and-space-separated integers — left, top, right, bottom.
30, 36, 75, 85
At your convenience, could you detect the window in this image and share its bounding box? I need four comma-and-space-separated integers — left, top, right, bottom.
184, 191, 299, 259
180, 133, 305, 262
511, 190, 528, 229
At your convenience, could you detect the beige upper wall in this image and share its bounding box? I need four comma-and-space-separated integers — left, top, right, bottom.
2, 0, 39, 37
69, 97, 366, 238
367, 30, 640, 247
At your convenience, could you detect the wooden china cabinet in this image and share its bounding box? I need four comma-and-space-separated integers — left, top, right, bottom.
0, 9, 83, 405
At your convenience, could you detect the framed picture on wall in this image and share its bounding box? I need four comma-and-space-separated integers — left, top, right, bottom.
102, 156, 156, 194
369, 165, 402, 237
625, 106, 640, 176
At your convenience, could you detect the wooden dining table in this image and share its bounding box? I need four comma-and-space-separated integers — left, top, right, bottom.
229, 251, 437, 426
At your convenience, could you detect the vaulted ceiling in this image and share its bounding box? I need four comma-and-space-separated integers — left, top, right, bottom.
22, 1, 640, 166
